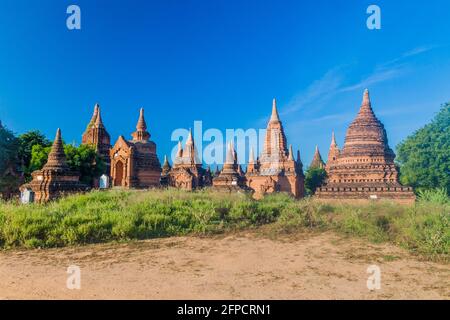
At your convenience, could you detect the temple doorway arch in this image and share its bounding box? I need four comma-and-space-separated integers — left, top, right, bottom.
114, 160, 124, 186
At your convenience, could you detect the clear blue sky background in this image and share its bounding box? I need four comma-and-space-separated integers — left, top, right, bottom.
1, 0, 449, 166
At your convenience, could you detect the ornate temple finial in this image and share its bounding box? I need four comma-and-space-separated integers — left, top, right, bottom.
310, 145, 325, 169
331, 131, 337, 146
360, 89, 375, 113
363, 89, 370, 105
131, 108, 150, 141
87, 103, 100, 128
270, 98, 280, 122
136, 108, 147, 131
94, 106, 105, 128
176, 140, 183, 158
225, 142, 234, 164
44, 128, 69, 170
183, 128, 199, 164
288, 144, 294, 161
230, 140, 237, 162
249, 147, 255, 163
327, 131, 340, 164
186, 128, 194, 145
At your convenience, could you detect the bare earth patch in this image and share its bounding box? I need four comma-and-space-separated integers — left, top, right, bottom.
0, 231, 448, 300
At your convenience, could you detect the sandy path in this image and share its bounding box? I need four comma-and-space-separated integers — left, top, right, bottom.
0, 231, 448, 300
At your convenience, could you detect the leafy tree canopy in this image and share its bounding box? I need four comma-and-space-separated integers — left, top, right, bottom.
0, 122, 19, 174
304, 167, 327, 196
0, 122, 21, 199
30, 143, 105, 186
396, 103, 450, 194
18, 130, 52, 181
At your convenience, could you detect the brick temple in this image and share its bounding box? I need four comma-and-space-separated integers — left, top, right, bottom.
315, 89, 416, 204
168, 130, 212, 190
82, 104, 111, 175
110, 108, 161, 188
17, 88, 416, 203
245, 99, 305, 199
20, 128, 87, 202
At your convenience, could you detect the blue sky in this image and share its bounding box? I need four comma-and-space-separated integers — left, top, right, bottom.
0, 0, 449, 166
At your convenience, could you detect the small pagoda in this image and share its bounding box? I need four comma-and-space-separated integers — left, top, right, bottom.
315, 89, 416, 204
212, 142, 248, 192
20, 128, 88, 202
168, 130, 212, 190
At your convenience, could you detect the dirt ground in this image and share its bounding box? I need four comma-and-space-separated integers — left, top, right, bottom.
0, 231, 448, 300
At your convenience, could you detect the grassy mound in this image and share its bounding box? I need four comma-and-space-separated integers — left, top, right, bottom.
0, 188, 448, 261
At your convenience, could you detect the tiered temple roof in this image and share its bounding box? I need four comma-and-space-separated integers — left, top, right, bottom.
82, 104, 111, 175
245, 99, 304, 198
212, 142, 247, 191
315, 89, 415, 204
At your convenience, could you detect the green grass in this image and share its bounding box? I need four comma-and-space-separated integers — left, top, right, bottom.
0, 188, 448, 262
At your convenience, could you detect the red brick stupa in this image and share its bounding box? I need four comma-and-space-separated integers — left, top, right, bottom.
20, 129, 88, 202
315, 90, 415, 204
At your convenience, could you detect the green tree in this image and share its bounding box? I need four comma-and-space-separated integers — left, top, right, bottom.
29, 143, 105, 186
29, 144, 52, 173
396, 103, 450, 194
0, 122, 21, 199
18, 130, 51, 180
304, 167, 327, 195
64, 144, 105, 185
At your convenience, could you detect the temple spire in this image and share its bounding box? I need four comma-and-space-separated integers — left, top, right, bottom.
249, 147, 255, 163
331, 131, 337, 146
136, 108, 147, 131
132, 108, 150, 141
359, 89, 376, 115
94, 106, 105, 128
327, 131, 340, 164
183, 129, 199, 164
288, 145, 294, 161
225, 142, 234, 164
87, 103, 99, 128
186, 129, 194, 145
176, 140, 183, 157
362, 89, 370, 106
162, 155, 171, 171
270, 98, 280, 122
310, 145, 325, 169
44, 128, 69, 170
